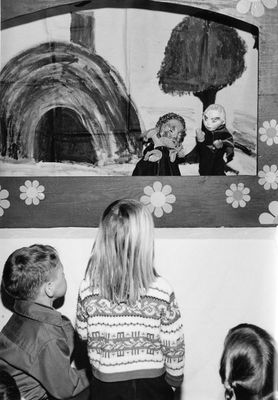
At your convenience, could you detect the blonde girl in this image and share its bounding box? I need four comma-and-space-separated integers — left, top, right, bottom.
76, 199, 185, 400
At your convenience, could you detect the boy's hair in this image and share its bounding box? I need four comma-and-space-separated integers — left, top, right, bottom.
85, 199, 157, 304
0, 370, 21, 400
219, 323, 277, 400
203, 104, 226, 123
1, 244, 61, 300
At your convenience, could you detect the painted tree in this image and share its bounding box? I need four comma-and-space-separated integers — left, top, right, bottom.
158, 17, 247, 110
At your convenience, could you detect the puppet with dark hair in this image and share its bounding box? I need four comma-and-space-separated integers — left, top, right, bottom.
132, 112, 187, 176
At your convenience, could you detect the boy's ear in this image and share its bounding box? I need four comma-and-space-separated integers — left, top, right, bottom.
44, 280, 55, 298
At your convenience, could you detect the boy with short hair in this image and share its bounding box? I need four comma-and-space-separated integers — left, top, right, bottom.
0, 244, 90, 400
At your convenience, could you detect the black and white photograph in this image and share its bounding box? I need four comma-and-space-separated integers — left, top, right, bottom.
0, 1, 277, 400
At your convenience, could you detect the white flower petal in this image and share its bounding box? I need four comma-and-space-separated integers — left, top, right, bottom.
0, 208, 4, 217
238, 182, 244, 190
258, 178, 266, 186
33, 197, 40, 205
141, 195, 151, 205
271, 182, 278, 189
144, 186, 154, 196
266, 138, 273, 146
19, 185, 27, 193
32, 180, 40, 188
20, 193, 27, 200
239, 200, 246, 208
260, 134, 267, 142
243, 195, 251, 202
251, 1, 265, 16
0, 189, 9, 199
232, 201, 239, 208
259, 127, 266, 134
225, 189, 233, 196
37, 192, 45, 200
162, 203, 173, 214
263, 121, 270, 129
153, 181, 162, 192
154, 207, 163, 218
242, 187, 250, 194
259, 212, 275, 224
263, 165, 270, 173
273, 136, 278, 144
37, 185, 45, 193
165, 194, 176, 204
270, 119, 277, 127
230, 183, 237, 191
24, 180, 32, 188
237, 0, 252, 13
264, 182, 271, 190
25, 197, 32, 206
262, 0, 277, 8
268, 201, 278, 217
226, 196, 234, 204
161, 185, 172, 195
0, 200, 10, 209
270, 165, 277, 172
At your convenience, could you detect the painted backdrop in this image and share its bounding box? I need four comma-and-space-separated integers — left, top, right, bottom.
0, 7, 258, 176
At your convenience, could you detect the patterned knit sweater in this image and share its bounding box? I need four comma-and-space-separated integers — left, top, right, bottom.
76, 276, 185, 387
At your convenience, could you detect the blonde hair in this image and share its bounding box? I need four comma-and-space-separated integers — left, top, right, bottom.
85, 199, 157, 303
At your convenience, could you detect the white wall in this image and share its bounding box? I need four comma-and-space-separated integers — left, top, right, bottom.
0, 228, 277, 400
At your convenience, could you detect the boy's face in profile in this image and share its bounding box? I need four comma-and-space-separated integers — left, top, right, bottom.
51, 263, 67, 299
203, 109, 225, 132
160, 118, 186, 145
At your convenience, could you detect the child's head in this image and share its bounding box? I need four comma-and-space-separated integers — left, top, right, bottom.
203, 104, 226, 131
219, 323, 277, 400
0, 370, 21, 400
1, 244, 67, 302
86, 199, 157, 303
156, 113, 186, 145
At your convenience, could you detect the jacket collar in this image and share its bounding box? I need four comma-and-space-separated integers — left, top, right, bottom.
14, 300, 65, 326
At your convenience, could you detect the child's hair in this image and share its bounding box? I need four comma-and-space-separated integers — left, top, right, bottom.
85, 199, 157, 304
203, 104, 226, 123
1, 244, 61, 300
219, 323, 277, 400
0, 370, 21, 400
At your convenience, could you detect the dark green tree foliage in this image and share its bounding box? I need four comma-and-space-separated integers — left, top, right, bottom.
158, 17, 247, 110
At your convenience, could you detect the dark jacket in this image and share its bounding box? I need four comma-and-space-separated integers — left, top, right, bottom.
196, 124, 234, 175
0, 300, 89, 400
132, 143, 186, 176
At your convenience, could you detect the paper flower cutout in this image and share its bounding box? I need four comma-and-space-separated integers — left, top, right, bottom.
19, 180, 45, 205
259, 201, 278, 224
140, 181, 176, 217
0, 186, 10, 217
225, 183, 251, 208
258, 165, 278, 190
236, 0, 277, 17
259, 120, 278, 146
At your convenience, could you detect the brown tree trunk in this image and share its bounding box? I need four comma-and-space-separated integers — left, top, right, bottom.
194, 88, 217, 111
70, 12, 95, 52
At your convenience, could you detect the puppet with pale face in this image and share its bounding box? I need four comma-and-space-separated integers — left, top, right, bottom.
195, 104, 234, 176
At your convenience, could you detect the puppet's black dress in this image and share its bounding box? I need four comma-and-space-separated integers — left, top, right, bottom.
132, 144, 183, 176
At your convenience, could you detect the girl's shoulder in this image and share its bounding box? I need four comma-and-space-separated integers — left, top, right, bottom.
79, 277, 98, 296
148, 276, 174, 300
